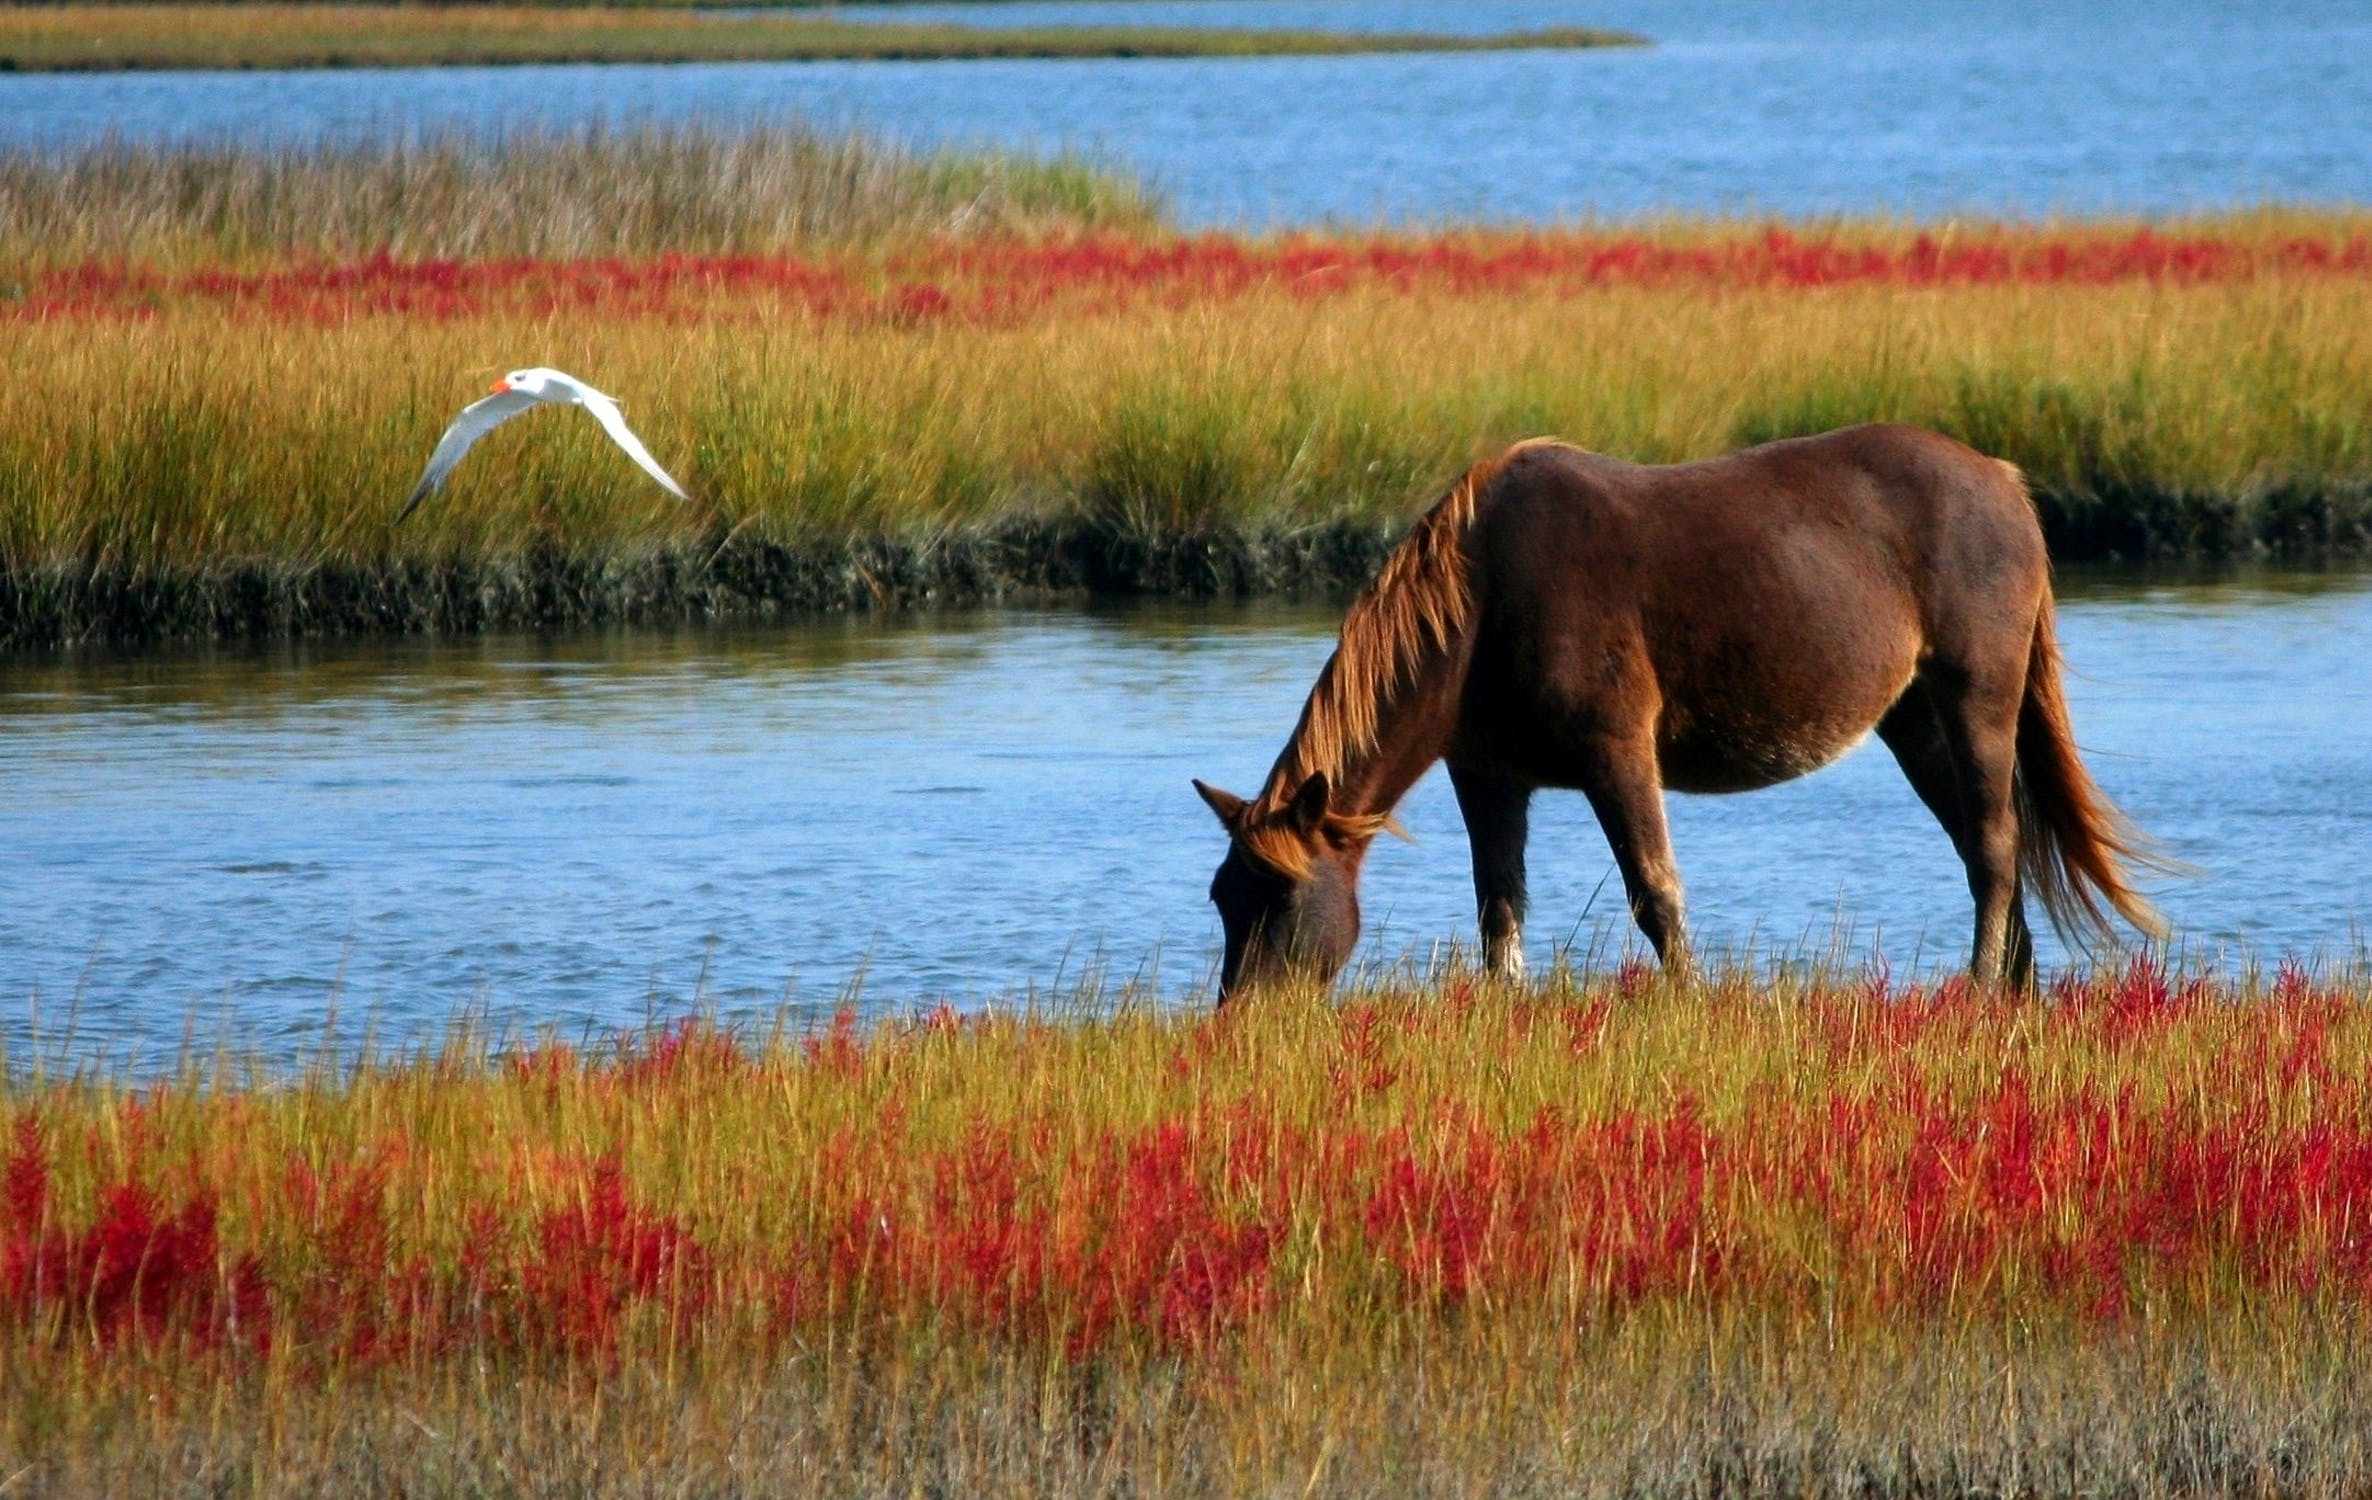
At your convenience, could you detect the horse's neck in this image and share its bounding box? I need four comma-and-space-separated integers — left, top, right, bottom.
1336, 684, 1460, 817
1265, 633, 1469, 822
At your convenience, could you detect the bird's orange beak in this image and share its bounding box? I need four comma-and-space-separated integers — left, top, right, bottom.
488, 378, 511, 394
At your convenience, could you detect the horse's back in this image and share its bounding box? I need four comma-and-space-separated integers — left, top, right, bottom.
1486, 422, 2030, 557
1475, 423, 2043, 635
1460, 425, 2047, 792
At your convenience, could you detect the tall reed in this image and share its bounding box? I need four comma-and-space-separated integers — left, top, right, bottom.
0, 123, 1166, 264
6, 270, 2368, 561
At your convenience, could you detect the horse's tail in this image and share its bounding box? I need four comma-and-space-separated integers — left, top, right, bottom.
2014, 597, 2170, 945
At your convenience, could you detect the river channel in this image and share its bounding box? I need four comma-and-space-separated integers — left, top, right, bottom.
3, 569, 2365, 1061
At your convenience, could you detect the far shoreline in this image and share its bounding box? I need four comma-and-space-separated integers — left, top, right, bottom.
0, 6, 1650, 74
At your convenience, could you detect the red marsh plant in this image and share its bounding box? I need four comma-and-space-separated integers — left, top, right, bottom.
6, 958, 2372, 1378
12, 221, 2372, 325
14, 961, 2372, 1493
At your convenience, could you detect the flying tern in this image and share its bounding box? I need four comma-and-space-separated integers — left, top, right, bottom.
400, 366, 687, 521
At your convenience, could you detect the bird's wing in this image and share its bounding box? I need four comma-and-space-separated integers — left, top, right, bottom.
576, 389, 690, 500
398, 389, 545, 522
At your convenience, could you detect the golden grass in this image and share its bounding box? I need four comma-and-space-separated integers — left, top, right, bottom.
8, 960, 2372, 1494
0, 4, 1644, 71
5, 267, 2369, 573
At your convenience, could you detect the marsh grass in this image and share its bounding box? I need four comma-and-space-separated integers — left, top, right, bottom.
0, 123, 1167, 263
0, 5, 1645, 73
6, 267, 2372, 643
9, 958, 2372, 1494
4, 138, 2370, 642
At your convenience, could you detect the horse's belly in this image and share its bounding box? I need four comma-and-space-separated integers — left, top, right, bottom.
1646, 580, 1922, 792
1652, 635, 1918, 793
1658, 717, 1877, 793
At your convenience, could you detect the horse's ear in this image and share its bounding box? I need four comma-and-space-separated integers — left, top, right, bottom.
1285, 773, 1331, 836
1193, 779, 1247, 829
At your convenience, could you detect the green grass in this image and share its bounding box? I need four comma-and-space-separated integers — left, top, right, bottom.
0, 4, 1647, 72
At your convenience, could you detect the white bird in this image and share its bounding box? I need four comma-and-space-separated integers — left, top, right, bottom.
399, 366, 688, 522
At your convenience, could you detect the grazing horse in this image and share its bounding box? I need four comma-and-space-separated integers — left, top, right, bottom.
1194, 424, 2165, 1002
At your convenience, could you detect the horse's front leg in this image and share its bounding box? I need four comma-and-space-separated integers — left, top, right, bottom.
1450, 765, 1532, 981
1576, 733, 1693, 978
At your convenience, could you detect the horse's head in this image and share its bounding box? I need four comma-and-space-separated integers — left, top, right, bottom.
1193, 773, 1369, 1004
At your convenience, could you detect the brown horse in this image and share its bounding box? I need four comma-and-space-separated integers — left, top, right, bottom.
1195, 424, 2165, 1002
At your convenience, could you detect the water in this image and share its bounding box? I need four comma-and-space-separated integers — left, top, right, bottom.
3, 1, 2367, 1058
4, 0, 2368, 225
3, 572, 2366, 1062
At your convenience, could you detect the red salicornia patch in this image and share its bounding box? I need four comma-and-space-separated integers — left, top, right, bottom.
14, 963, 2372, 1493
14, 224, 2372, 325
4, 960, 2372, 1381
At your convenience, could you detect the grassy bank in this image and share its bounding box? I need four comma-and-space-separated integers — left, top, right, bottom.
4, 138, 2371, 644
7, 228, 2371, 644
7, 961, 2372, 1494
0, 5, 1644, 71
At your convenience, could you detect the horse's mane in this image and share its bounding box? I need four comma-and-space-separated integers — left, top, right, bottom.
1240, 439, 1563, 875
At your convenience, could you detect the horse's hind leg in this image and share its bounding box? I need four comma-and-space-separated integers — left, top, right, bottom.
1575, 734, 1692, 978
1877, 675, 2034, 989
1451, 766, 1532, 980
